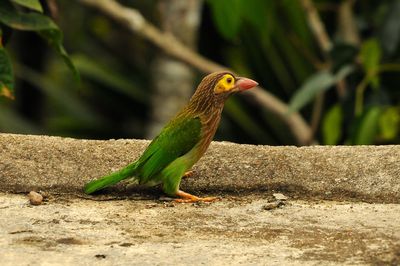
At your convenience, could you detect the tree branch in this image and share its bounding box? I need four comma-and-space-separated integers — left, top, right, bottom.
78, 0, 313, 145
299, 0, 334, 143
337, 0, 360, 47
299, 0, 332, 58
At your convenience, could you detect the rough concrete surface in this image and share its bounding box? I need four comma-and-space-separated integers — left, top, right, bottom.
1, 193, 399, 265
1, 133, 399, 202
1, 133, 400, 265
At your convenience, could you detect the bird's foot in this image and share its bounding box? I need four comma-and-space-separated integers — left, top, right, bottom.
182, 170, 196, 179
174, 190, 219, 203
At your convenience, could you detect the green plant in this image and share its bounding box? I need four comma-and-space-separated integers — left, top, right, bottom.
0, 0, 78, 99
207, 0, 400, 145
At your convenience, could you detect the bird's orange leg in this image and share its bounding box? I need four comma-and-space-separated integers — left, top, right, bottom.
174, 190, 219, 203
182, 170, 195, 179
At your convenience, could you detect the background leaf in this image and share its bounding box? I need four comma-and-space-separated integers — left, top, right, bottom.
280, 0, 312, 46
322, 104, 343, 145
360, 38, 381, 89
11, 0, 43, 13
352, 106, 382, 145
379, 107, 399, 140
72, 55, 147, 102
0, 45, 14, 99
207, 0, 242, 40
240, 0, 275, 44
39, 30, 79, 81
289, 65, 354, 112
0, 1, 55, 30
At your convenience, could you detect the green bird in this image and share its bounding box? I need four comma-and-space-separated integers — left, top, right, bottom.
84, 71, 258, 202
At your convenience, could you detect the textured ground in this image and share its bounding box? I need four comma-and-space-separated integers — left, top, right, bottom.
1, 192, 399, 265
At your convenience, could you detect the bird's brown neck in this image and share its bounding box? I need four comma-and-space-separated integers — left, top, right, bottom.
187, 78, 227, 116
184, 84, 228, 157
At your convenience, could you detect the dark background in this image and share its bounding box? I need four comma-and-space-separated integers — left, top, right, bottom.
1, 0, 399, 145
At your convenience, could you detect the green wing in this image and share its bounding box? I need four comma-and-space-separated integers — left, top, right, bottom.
137, 115, 202, 184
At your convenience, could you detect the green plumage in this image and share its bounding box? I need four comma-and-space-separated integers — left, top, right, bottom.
84, 114, 202, 196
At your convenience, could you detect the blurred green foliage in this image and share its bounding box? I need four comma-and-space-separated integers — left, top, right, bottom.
0, 0, 78, 86
1, 0, 400, 145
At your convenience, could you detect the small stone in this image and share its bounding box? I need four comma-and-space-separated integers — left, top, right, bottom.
262, 200, 285, 211
28, 191, 43, 206
273, 193, 288, 201
159, 196, 174, 201
119, 242, 133, 247
145, 203, 158, 209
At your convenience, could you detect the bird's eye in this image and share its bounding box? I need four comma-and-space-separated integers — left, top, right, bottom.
226, 77, 232, 83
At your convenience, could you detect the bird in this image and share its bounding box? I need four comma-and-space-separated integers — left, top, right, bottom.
84, 71, 258, 203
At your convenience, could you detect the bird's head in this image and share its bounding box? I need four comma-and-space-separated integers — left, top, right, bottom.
212, 72, 258, 95
188, 71, 258, 113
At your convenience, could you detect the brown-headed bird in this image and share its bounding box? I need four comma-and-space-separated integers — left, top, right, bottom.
84, 71, 258, 202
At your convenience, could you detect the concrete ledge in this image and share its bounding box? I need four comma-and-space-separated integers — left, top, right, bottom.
1, 133, 399, 202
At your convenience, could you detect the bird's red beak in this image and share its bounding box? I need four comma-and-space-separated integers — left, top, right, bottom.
236, 77, 258, 91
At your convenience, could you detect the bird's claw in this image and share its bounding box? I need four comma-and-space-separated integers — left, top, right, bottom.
174, 190, 219, 203
174, 196, 219, 203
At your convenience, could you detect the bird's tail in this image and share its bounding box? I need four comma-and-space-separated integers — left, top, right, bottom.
84, 162, 138, 194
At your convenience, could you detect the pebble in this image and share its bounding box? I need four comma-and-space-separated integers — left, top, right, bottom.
28, 191, 43, 205
273, 193, 288, 201
262, 200, 285, 210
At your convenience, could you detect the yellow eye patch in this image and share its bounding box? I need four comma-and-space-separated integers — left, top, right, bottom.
214, 74, 236, 94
